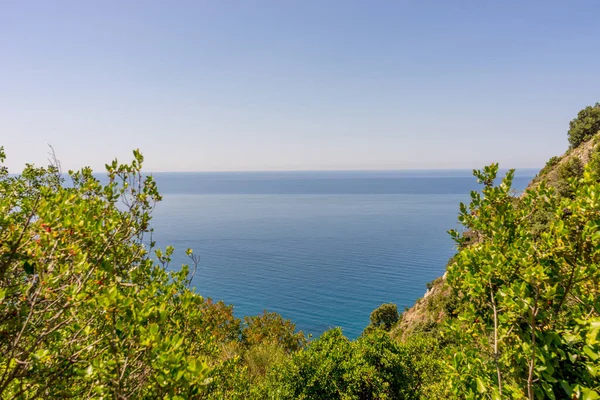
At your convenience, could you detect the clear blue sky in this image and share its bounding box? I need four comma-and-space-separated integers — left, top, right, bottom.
1, 1, 599, 172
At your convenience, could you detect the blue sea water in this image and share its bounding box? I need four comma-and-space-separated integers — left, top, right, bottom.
149, 169, 537, 339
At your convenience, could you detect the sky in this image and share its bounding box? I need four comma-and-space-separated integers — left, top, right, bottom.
1, 1, 600, 172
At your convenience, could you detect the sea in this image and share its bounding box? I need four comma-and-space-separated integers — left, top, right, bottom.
149, 169, 537, 339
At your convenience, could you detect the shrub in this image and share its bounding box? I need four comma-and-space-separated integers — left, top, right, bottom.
243, 342, 288, 381
200, 299, 241, 344
256, 328, 419, 399
556, 157, 584, 197
400, 335, 449, 398
426, 276, 442, 291
539, 155, 561, 176
588, 143, 600, 179
242, 311, 306, 353
558, 157, 584, 180
365, 303, 399, 332
237, 311, 304, 385
446, 164, 600, 399
568, 102, 600, 148
0, 148, 213, 398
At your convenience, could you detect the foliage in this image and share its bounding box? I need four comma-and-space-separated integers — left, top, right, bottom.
568, 102, 600, 148
558, 157, 584, 180
528, 205, 555, 239
4, 125, 600, 400
203, 357, 250, 400
242, 311, 306, 353
255, 328, 420, 399
589, 142, 600, 179
243, 342, 288, 381
199, 298, 241, 344
555, 157, 584, 198
239, 311, 305, 383
546, 156, 561, 168
539, 155, 562, 177
0, 148, 213, 398
446, 163, 600, 399
400, 334, 449, 398
424, 285, 458, 321
425, 278, 437, 291
365, 303, 399, 333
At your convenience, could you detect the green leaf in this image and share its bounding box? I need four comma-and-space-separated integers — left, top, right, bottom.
582, 387, 600, 400
583, 346, 598, 361
476, 377, 487, 393
491, 387, 502, 400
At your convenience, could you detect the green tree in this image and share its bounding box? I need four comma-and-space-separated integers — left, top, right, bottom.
0, 148, 213, 398
399, 334, 449, 398
365, 303, 399, 333
256, 328, 419, 399
242, 311, 306, 353
199, 298, 241, 344
568, 102, 600, 148
446, 164, 600, 399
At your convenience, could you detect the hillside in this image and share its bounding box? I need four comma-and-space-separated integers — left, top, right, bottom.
527, 134, 600, 190
393, 127, 600, 373
390, 272, 454, 342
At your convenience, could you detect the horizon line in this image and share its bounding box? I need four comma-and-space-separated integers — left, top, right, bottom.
141, 166, 542, 174
8, 166, 543, 174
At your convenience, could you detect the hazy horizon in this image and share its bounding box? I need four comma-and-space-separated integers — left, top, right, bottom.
6, 161, 542, 175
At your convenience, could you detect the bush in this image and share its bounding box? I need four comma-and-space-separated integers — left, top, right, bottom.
568, 102, 600, 148
365, 303, 399, 332
539, 155, 561, 176
240, 311, 305, 383
243, 342, 288, 381
558, 157, 584, 180
588, 143, 600, 179
200, 299, 241, 343
0, 148, 213, 398
556, 157, 584, 197
425, 287, 458, 318
242, 311, 306, 353
400, 335, 449, 398
426, 277, 442, 291
256, 328, 420, 399
446, 164, 600, 399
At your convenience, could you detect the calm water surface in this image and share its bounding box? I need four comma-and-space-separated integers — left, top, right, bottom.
149, 170, 536, 338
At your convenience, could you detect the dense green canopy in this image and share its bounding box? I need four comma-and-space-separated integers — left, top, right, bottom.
568, 102, 600, 148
